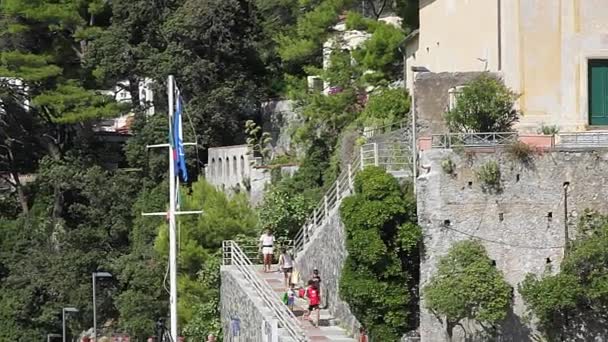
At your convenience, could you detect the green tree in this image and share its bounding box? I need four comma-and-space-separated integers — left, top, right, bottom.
258, 189, 313, 239
424, 240, 512, 340
155, 180, 258, 337
444, 73, 520, 133
358, 87, 410, 128
339, 166, 420, 340
519, 210, 608, 340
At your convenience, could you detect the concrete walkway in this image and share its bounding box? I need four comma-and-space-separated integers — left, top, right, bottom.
258, 268, 357, 342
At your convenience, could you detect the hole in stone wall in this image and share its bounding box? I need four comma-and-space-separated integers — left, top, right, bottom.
491, 260, 496, 266
563, 181, 570, 187
468, 181, 473, 188
547, 212, 553, 222
499, 213, 504, 222
443, 219, 451, 227
546, 257, 552, 264
516, 174, 520, 182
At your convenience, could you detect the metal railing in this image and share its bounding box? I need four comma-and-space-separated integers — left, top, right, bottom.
431, 132, 518, 149
222, 240, 309, 342
237, 240, 294, 264
556, 132, 608, 148
294, 124, 414, 256
362, 119, 410, 139
293, 156, 359, 255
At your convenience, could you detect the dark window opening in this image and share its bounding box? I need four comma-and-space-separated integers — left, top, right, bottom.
546, 257, 552, 264
443, 220, 451, 227
516, 174, 520, 182
499, 213, 504, 222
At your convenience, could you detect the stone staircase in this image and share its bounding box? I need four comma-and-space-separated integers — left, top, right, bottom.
258, 267, 357, 342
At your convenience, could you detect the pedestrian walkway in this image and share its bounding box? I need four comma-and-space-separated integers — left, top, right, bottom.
258, 268, 357, 342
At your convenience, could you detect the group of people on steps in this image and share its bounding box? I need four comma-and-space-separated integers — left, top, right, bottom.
259, 229, 322, 326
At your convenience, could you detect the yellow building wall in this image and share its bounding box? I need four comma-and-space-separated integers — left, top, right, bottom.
417, 0, 499, 72
410, 0, 608, 132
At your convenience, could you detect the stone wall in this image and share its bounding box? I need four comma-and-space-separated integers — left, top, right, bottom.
417, 148, 608, 341
413, 72, 491, 136
294, 207, 362, 338
262, 100, 300, 156
220, 266, 284, 342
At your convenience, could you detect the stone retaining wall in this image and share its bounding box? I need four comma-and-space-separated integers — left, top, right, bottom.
220, 266, 282, 342
294, 207, 361, 338
417, 148, 608, 341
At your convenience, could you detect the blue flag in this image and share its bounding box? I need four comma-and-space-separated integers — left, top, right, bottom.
172, 94, 188, 182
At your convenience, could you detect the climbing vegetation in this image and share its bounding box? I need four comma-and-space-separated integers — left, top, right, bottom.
424, 240, 512, 339
476, 160, 501, 193
519, 210, 608, 340
339, 166, 420, 340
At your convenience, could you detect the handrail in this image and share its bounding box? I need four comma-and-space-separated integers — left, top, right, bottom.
556, 131, 608, 147
294, 121, 414, 256
431, 132, 518, 149
222, 240, 309, 342
235, 240, 295, 264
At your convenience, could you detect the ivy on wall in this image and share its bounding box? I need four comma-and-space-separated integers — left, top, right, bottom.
339, 166, 421, 340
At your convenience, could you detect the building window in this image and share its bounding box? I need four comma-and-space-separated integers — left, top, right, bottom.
307, 76, 323, 93
448, 86, 466, 111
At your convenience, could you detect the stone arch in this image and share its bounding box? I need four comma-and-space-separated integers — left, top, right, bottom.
218, 158, 223, 183
240, 155, 245, 177
225, 157, 230, 181
233, 156, 238, 180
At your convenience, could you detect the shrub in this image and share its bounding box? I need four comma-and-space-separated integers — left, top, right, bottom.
506, 141, 533, 164
358, 88, 410, 129
339, 166, 420, 340
476, 161, 501, 193
538, 124, 559, 135
424, 240, 512, 338
441, 158, 455, 175
444, 74, 520, 133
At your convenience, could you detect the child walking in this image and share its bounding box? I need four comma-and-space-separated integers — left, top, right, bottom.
278, 247, 294, 287
302, 280, 321, 327
286, 283, 296, 311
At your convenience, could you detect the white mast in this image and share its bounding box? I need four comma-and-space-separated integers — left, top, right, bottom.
142, 75, 202, 342
167, 74, 179, 342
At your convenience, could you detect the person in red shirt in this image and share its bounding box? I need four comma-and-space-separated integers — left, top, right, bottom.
303, 280, 321, 327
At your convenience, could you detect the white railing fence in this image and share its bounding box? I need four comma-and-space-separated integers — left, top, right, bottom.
236, 240, 294, 264
222, 240, 309, 342
294, 123, 414, 256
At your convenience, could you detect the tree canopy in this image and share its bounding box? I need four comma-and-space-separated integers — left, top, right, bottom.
423, 240, 512, 340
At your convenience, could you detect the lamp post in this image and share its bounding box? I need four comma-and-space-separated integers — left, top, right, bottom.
92, 271, 112, 341
62, 307, 79, 342
47, 333, 61, 342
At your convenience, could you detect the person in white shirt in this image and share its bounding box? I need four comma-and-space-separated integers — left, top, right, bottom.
278, 247, 294, 287
259, 228, 275, 272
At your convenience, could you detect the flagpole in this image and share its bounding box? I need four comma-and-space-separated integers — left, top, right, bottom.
167, 74, 179, 342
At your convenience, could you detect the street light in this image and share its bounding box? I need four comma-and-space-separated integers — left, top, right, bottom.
92, 271, 112, 341
47, 333, 61, 342
62, 307, 79, 342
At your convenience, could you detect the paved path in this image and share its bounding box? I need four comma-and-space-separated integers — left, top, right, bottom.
258, 268, 357, 342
